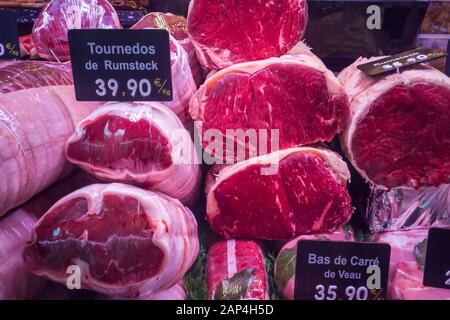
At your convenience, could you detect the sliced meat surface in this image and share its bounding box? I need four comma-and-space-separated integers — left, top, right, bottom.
23, 183, 199, 298
206, 147, 353, 240
187, 0, 308, 69
66, 102, 201, 204
339, 58, 450, 188
191, 52, 349, 163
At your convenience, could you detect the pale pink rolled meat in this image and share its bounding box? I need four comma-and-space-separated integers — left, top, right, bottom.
23, 183, 199, 298
131, 12, 204, 87
65, 102, 201, 204
0, 171, 97, 300
0, 61, 101, 217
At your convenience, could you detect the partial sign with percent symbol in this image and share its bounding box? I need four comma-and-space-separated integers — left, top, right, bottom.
0, 9, 20, 60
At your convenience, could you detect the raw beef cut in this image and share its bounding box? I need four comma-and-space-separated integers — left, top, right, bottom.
339, 58, 450, 188
0, 209, 44, 300
366, 184, 450, 233
190, 47, 349, 163
23, 183, 199, 298
65, 102, 201, 204
32, 0, 122, 62
206, 147, 353, 240
0, 61, 100, 217
187, 0, 308, 70
375, 229, 450, 300
206, 240, 268, 300
131, 12, 204, 86
0, 171, 96, 300
274, 227, 354, 300
132, 23, 197, 123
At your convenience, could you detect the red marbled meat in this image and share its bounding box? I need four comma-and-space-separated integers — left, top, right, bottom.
0, 171, 96, 300
339, 58, 450, 188
191, 46, 349, 163
32, 0, 121, 62
187, 0, 308, 70
206, 147, 353, 240
23, 183, 199, 298
0, 61, 100, 217
66, 102, 201, 204
206, 240, 268, 300
132, 12, 204, 87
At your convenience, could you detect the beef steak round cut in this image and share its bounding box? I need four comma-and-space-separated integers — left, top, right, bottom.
191, 47, 349, 164
339, 58, 450, 188
65, 102, 201, 205
205, 147, 353, 240
23, 183, 199, 298
187, 0, 308, 70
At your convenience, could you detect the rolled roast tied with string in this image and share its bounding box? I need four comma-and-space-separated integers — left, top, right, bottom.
206, 240, 269, 300
65, 102, 201, 205
23, 183, 199, 298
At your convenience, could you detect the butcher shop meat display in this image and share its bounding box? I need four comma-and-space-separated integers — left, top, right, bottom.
206, 240, 268, 300
191, 46, 349, 163
0, 61, 100, 217
206, 147, 353, 240
65, 102, 201, 204
187, 0, 308, 70
339, 57, 450, 189
32, 0, 122, 62
0, 0, 449, 303
23, 183, 199, 298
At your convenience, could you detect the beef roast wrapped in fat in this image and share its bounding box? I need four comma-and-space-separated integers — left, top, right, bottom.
366, 184, 450, 232
0, 171, 97, 300
205, 147, 353, 240
187, 0, 308, 70
131, 12, 204, 87
339, 58, 450, 189
65, 102, 201, 204
190, 48, 349, 163
274, 227, 354, 300
32, 0, 122, 62
206, 240, 269, 300
0, 61, 101, 217
23, 183, 199, 298
132, 22, 197, 123
375, 229, 450, 300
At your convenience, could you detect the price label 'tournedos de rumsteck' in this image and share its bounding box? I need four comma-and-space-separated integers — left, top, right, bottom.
68, 29, 173, 102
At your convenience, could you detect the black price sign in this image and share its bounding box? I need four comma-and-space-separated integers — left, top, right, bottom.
294, 240, 390, 300
423, 228, 450, 290
0, 9, 20, 60
357, 47, 447, 77
68, 29, 173, 102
